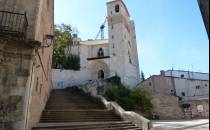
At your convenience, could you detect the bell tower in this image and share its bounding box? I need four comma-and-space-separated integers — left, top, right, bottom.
107, 0, 140, 87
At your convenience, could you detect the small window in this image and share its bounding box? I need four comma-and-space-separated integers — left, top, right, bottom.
128, 51, 132, 64
98, 48, 104, 57
205, 84, 208, 87
197, 105, 204, 112
182, 92, 186, 96
111, 25, 114, 30
196, 85, 200, 89
115, 4, 120, 13
128, 41, 131, 48
36, 78, 39, 92
112, 35, 114, 39
113, 43, 115, 48
181, 74, 185, 78
149, 82, 152, 86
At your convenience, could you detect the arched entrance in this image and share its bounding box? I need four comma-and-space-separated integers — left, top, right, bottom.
91, 61, 109, 80
98, 70, 104, 79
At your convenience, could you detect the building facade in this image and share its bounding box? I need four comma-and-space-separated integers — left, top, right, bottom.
138, 70, 209, 119
0, 0, 54, 130
163, 70, 209, 81
54, 0, 140, 88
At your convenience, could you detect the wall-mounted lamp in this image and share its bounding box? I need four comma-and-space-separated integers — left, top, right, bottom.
43, 34, 55, 48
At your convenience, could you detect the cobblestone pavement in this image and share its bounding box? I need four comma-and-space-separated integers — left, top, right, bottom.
152, 119, 209, 130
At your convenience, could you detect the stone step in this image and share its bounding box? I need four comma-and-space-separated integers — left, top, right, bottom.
32, 88, 142, 130
33, 121, 142, 130
39, 119, 122, 123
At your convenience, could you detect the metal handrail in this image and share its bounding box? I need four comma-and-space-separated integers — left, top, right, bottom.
0, 11, 28, 38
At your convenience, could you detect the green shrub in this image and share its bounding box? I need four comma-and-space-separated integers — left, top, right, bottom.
104, 77, 153, 111
104, 89, 117, 101
117, 97, 135, 111
64, 54, 80, 70
107, 76, 122, 86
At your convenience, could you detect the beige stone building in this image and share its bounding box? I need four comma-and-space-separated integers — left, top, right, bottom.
138, 70, 209, 119
0, 0, 54, 130
54, 0, 140, 89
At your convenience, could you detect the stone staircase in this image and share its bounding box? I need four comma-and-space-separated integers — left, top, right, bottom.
32, 87, 141, 130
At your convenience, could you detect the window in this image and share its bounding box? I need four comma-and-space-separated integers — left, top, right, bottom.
115, 4, 120, 13
149, 82, 152, 86
112, 35, 114, 39
36, 77, 39, 92
128, 41, 131, 48
181, 92, 186, 96
113, 43, 115, 48
111, 25, 114, 30
181, 74, 185, 78
197, 105, 204, 112
196, 85, 200, 89
98, 48, 104, 57
128, 51, 132, 64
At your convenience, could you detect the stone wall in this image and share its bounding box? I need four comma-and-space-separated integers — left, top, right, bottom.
181, 99, 209, 119
150, 94, 184, 120
0, 0, 40, 40
138, 76, 176, 95
0, 41, 34, 130
138, 75, 209, 120
0, 0, 54, 130
26, 0, 54, 129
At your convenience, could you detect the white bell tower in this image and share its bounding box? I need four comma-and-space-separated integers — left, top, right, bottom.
107, 0, 140, 87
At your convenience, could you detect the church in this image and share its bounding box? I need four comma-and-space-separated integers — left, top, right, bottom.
58, 0, 140, 87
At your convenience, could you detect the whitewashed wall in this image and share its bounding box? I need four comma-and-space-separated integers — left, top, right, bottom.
164, 70, 209, 80
174, 78, 209, 101
52, 69, 91, 89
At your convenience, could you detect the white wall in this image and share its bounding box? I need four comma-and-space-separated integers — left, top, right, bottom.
52, 69, 91, 89
174, 78, 209, 101
165, 70, 209, 80
91, 45, 109, 58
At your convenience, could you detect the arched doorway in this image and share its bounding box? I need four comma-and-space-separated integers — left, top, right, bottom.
98, 70, 104, 79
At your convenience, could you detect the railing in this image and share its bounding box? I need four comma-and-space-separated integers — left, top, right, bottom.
0, 11, 28, 39
99, 96, 153, 130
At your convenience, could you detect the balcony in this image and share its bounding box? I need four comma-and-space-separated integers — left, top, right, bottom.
0, 11, 28, 40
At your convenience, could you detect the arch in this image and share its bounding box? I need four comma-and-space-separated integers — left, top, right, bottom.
98, 70, 104, 79
97, 48, 104, 57
115, 4, 120, 13
90, 61, 109, 80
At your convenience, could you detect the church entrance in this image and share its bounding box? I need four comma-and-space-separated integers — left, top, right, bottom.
98, 70, 104, 79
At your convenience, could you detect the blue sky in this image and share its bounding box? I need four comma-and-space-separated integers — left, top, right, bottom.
55, 0, 209, 78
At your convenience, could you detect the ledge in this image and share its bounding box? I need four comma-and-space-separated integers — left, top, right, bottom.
87, 56, 110, 61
